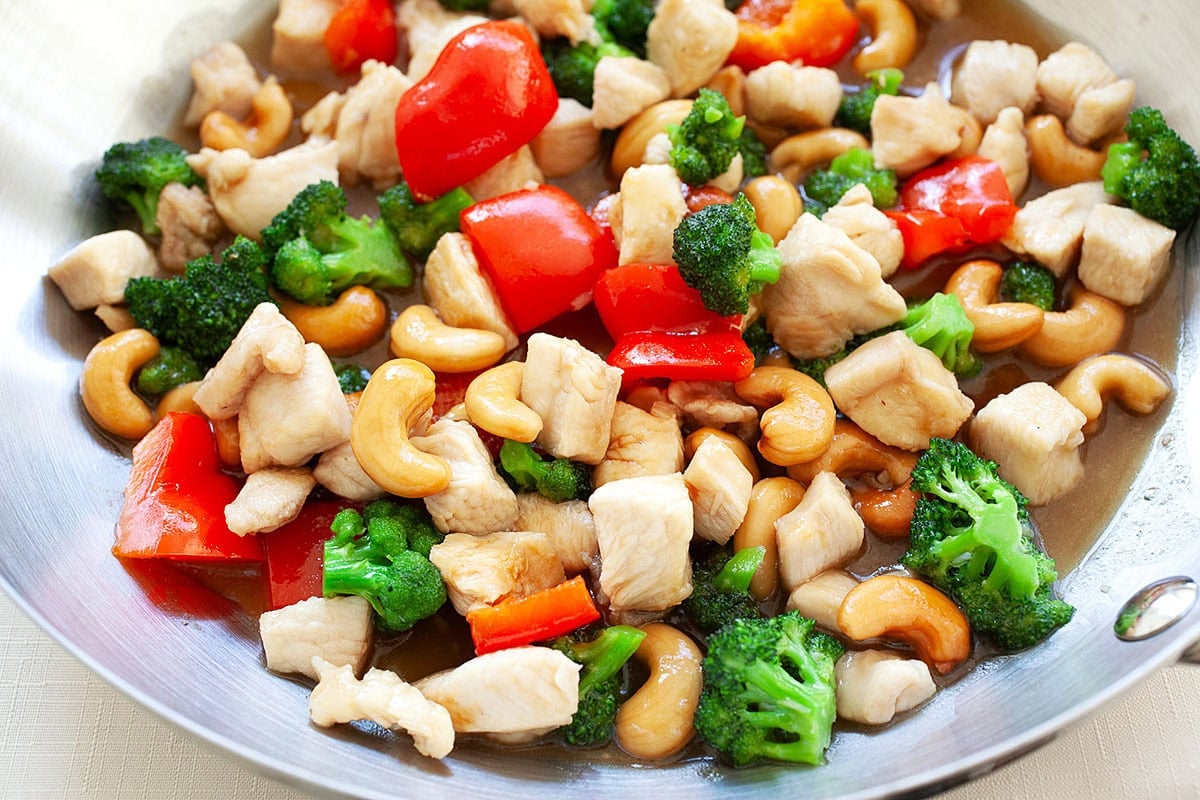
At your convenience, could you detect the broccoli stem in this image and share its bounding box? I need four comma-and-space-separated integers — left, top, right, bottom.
571, 625, 646, 695
712, 546, 766, 594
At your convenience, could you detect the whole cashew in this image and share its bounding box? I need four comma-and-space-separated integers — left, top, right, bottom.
213, 417, 242, 472
611, 100, 694, 178
1055, 354, 1172, 434
390, 304, 509, 373
156, 381, 203, 417
788, 419, 917, 488
685, 427, 760, 482
1019, 286, 1125, 368
350, 358, 452, 498
704, 65, 747, 117
614, 623, 703, 761
743, 175, 803, 244
769, 129, 870, 184
464, 362, 543, 443
734, 366, 837, 466
733, 477, 806, 600
851, 479, 919, 538
80, 328, 160, 439
853, 0, 918, 74
1026, 114, 1107, 187
276, 286, 388, 357
199, 77, 294, 158
944, 259, 1045, 352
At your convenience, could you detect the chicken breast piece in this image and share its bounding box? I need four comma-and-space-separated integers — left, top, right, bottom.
521, 333, 623, 465
977, 107, 1030, 199
646, 0, 738, 98
684, 436, 753, 545
824, 331, 974, 451
260, 596, 372, 680
194, 303, 307, 420
763, 214, 907, 359
95, 304, 136, 333
515, 494, 598, 574
531, 98, 602, 178
775, 472, 864, 592
423, 232, 519, 351
593, 401, 684, 487
411, 419, 520, 535
835, 650, 936, 726
463, 145, 545, 201
155, 183, 224, 272
1001, 181, 1113, 277
429, 531, 566, 614
314, 440, 387, 502
1036, 42, 1133, 145
950, 40, 1038, 125
744, 63, 842, 130
48, 230, 159, 310
592, 57, 672, 131
871, 84, 972, 177
786, 570, 858, 633
1077, 204, 1176, 306
271, 0, 340, 75
589, 473, 694, 611
513, 0, 596, 43
820, 184, 904, 278
612, 164, 687, 266
225, 467, 315, 535
666, 381, 759, 440
1067, 78, 1135, 146
184, 41, 261, 127
399, 0, 489, 82
317, 60, 413, 187
969, 382, 1086, 506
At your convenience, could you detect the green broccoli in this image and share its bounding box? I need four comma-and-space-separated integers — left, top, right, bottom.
901, 439, 1075, 650
667, 89, 746, 186
135, 347, 204, 395
899, 293, 982, 378
742, 318, 776, 363
683, 546, 766, 634
377, 182, 474, 260
694, 612, 844, 767
552, 625, 646, 746
803, 147, 898, 214
542, 39, 635, 107
323, 501, 447, 632
738, 127, 769, 179
95, 137, 203, 235
672, 194, 782, 316
124, 236, 273, 366
835, 68, 904, 137
999, 261, 1056, 311
591, 0, 654, 56
334, 363, 371, 394
1101, 106, 1200, 230
262, 180, 411, 305
499, 440, 593, 503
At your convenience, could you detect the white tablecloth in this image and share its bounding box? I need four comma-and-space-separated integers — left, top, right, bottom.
2, 590, 1197, 800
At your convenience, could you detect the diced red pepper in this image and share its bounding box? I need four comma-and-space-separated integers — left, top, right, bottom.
465, 576, 601, 655
885, 208, 971, 271
589, 193, 619, 255
728, 0, 860, 71
261, 500, 349, 610
594, 263, 741, 340
394, 20, 557, 198
324, 0, 398, 73
608, 330, 755, 384
114, 413, 262, 562
461, 185, 618, 332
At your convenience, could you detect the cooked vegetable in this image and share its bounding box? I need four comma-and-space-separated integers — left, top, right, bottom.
552, 625, 647, 746
542, 39, 635, 108
1101, 105, 1200, 230
999, 261, 1056, 311
592, 0, 655, 56
499, 440, 593, 503
742, 318, 776, 363
835, 68, 903, 137
899, 293, 982, 378
593, 262, 739, 340
607, 330, 756, 382
377, 182, 474, 260
324, 0, 397, 73
95, 136, 203, 235
728, 0, 860, 71
683, 546, 766, 633
135, 347, 204, 395
803, 147, 898, 213
465, 576, 602, 654
261, 500, 347, 610
334, 363, 371, 394
668, 89, 746, 187
738, 127, 769, 179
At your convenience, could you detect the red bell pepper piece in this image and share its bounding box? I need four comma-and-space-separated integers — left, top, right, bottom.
324, 0, 398, 73
114, 413, 262, 562
465, 576, 601, 655
608, 330, 755, 383
261, 500, 349, 610
594, 263, 741, 340
885, 208, 972, 271
729, 0, 859, 71
461, 185, 618, 332
394, 20, 557, 199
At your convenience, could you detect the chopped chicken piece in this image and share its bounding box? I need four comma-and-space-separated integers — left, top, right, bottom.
646, 0, 739, 97
786, 570, 858, 633
1002, 181, 1113, 277
225, 467, 316, 535
835, 650, 936, 726
260, 596, 372, 680
592, 57, 672, 130
184, 41, 261, 127
310, 658, 454, 759
774, 472, 864, 592
613, 164, 687, 266
820, 184, 904, 278
593, 401, 684, 487
977, 107, 1031, 199
423, 233, 519, 351
1036, 42, 1134, 144
411, 419, 520, 535
300, 90, 343, 141
969, 382, 1087, 506
684, 436, 753, 544
521, 333, 623, 464
871, 83, 973, 177
194, 303, 306, 420
763, 213, 907, 359
589, 473, 694, 611
707, 152, 744, 194
950, 40, 1039, 125
155, 183, 224, 272
1067, 79, 1135, 145
641, 131, 672, 166
47, 230, 159, 310
824, 331, 974, 451
94, 304, 136, 333
429, 531, 566, 614
532, 98, 602, 178
464, 145, 545, 201
399, 0, 489, 82
515, 494, 598, 574
513, 0, 596, 43
666, 381, 759, 440
314, 440, 386, 502
744, 63, 842, 130
1077, 204, 1176, 306
271, 0, 340, 75
907, 0, 958, 19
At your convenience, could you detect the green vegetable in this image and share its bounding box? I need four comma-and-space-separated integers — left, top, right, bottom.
1101, 106, 1200, 230
135, 347, 204, 395
835, 68, 904, 137
999, 261, 1056, 311
377, 182, 474, 260
667, 89, 746, 186
592, 0, 655, 56
742, 318, 776, 363
498, 440, 593, 503
683, 547, 766, 634
738, 127, 769, 179
542, 39, 635, 107
899, 293, 982, 378
803, 147, 898, 214
95, 137, 203, 235
334, 363, 371, 394
552, 625, 646, 746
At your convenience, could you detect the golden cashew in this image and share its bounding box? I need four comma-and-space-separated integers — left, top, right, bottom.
464, 362, 543, 443
769, 128, 871, 184
350, 358, 452, 498
1055, 354, 1172, 434
837, 574, 971, 674
156, 381, 203, 417
611, 99, 694, 178
705, 65, 747, 117
213, 417, 242, 471
199, 77, 294, 158
733, 477, 806, 600
623, 384, 669, 413
946, 110, 983, 159
853, 0, 918, 74
944, 259, 1045, 352
851, 479, 919, 538
614, 623, 703, 761
275, 286, 388, 358
1026, 114, 1107, 187
743, 175, 803, 244
80, 328, 160, 439
788, 419, 916, 487
685, 427, 760, 482
734, 366, 836, 466
1019, 285, 1126, 368
390, 304, 508, 373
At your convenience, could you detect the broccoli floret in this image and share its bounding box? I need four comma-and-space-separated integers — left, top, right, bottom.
999, 261, 1056, 311
135, 347, 204, 395
738, 127, 768, 179
377, 182, 474, 260
901, 439, 1075, 650
672, 194, 782, 316
95, 137, 203, 235
899, 293, 982, 378
323, 501, 447, 632
125, 236, 273, 366
683, 546, 766, 634
835, 68, 904, 137
499, 440, 593, 503
334, 363, 371, 394
552, 625, 646, 746
742, 318, 776, 363
667, 89, 746, 186
591, 0, 654, 56
1101, 106, 1200, 230
262, 181, 411, 305
542, 39, 635, 107
694, 612, 844, 767
803, 147, 898, 214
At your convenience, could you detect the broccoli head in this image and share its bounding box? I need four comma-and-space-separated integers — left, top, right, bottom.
95, 137, 203, 235
1102, 106, 1200, 230
135, 347, 204, 395
899, 293, 982, 378
803, 147, 898, 214
999, 261, 1056, 311
377, 181, 474, 260
334, 363, 371, 394
738, 127, 769, 179
591, 0, 654, 56
742, 318, 776, 363
683, 546, 766, 634
552, 625, 646, 746
499, 440, 592, 503
542, 39, 635, 107
667, 89, 746, 186
835, 68, 904, 137
672, 194, 782, 316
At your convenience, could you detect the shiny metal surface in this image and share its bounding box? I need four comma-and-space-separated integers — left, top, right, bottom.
0, 1, 1197, 798
1115, 578, 1198, 642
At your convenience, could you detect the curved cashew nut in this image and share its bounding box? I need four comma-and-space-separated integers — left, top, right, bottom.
769, 128, 871, 184
685, 427, 760, 482
1026, 114, 1107, 187
276, 286, 388, 358
199, 77, 294, 158
213, 417, 242, 471
944, 259, 1045, 352
390, 304, 508, 373
80, 328, 160, 439
464, 362, 543, 443
853, 0, 918, 74
838, 574, 972, 674
734, 366, 837, 466
350, 358, 452, 498
704, 65, 747, 117
1019, 286, 1125, 368
733, 477, 806, 601
623, 384, 669, 414
1055, 354, 1172, 434
156, 380, 203, 417
611, 99, 694, 178
947, 110, 983, 159
788, 419, 917, 487
614, 623, 703, 761
743, 175, 803, 244
851, 479, 919, 538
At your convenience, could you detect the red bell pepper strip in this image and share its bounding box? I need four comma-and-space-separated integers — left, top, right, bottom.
885, 208, 972, 271
728, 0, 860, 71
394, 20, 558, 199
461, 185, 618, 332
261, 500, 350, 610
608, 330, 756, 384
114, 413, 262, 562
594, 263, 741, 340
465, 576, 601, 655
324, 0, 398, 73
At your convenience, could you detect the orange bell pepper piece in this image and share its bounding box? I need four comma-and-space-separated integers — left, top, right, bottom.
728, 0, 860, 71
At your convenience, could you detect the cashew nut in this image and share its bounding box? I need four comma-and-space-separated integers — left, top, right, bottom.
390, 304, 509, 373
199, 76, 294, 158
851, 479, 919, 538
704, 65, 747, 117
276, 286, 388, 358
685, 427, 760, 482
769, 128, 871, 184
611, 99, 694, 178
1026, 114, 1107, 187
853, 0, 918, 74
734, 366, 837, 466
946, 111, 983, 159
837, 574, 972, 674
788, 419, 917, 488
213, 417, 242, 471
623, 384, 670, 414
80, 328, 160, 439
350, 358, 452, 498
614, 623, 703, 761
1019, 285, 1126, 368
732, 477, 806, 601
1055, 354, 1172, 434
156, 381, 203, 417
743, 175, 803, 244
464, 362, 543, 443
944, 259, 1045, 352
786, 569, 858, 632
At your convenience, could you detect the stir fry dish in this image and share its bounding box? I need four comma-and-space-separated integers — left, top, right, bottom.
48, 0, 1197, 769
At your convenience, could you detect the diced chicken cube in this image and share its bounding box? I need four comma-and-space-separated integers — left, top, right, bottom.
744, 63, 842, 130
1078, 202, 1176, 306
313, 60, 413, 187
641, 131, 672, 167
155, 183, 224, 272
950, 40, 1039, 125
872, 83, 973, 177
592, 57, 672, 130
820, 184, 904, 278
589, 473, 694, 611
314, 440, 386, 502
969, 382, 1086, 506
513, 0, 596, 44
646, 0, 738, 98
300, 90, 343, 141
429, 531, 566, 614
271, 0, 340, 75
1036, 42, 1134, 145
612, 164, 687, 266
225, 467, 315, 535
684, 436, 753, 545
48, 230, 159, 311
774, 472, 864, 592
907, 0, 959, 19
835, 650, 936, 726
515, 494, 598, 574
666, 381, 759, 440
184, 41, 262, 127
706, 153, 744, 194
464, 145, 545, 201
824, 331, 974, 451
763, 214, 907, 359
194, 303, 307, 420
532, 98, 602, 178
977, 107, 1031, 199
411, 419, 520, 535
423, 232, 519, 351
95, 304, 136, 333
521, 333, 623, 464
1067, 79, 1135, 145
1002, 181, 1113, 277
259, 595, 372, 680
786, 570, 858, 633
594, 401, 684, 487
399, 0, 489, 82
